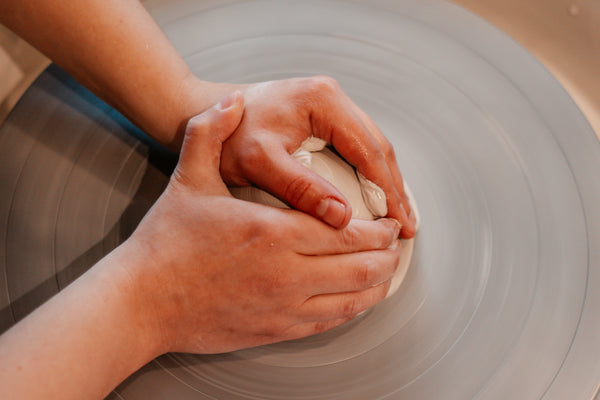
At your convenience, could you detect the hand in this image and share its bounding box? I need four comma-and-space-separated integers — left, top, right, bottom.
127, 91, 402, 354
218, 76, 416, 237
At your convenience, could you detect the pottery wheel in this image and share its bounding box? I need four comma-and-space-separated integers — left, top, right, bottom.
1, 0, 600, 398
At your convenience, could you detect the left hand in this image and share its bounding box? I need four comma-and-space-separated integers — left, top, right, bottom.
218, 76, 416, 238
128, 91, 402, 354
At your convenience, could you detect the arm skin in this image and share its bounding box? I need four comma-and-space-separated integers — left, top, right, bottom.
0, 243, 161, 399
0, 0, 224, 146
0, 0, 416, 236
0, 93, 403, 399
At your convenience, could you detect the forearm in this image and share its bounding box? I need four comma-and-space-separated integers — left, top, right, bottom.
0, 242, 160, 400
0, 0, 237, 150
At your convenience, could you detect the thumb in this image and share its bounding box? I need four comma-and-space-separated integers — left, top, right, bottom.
174, 91, 244, 193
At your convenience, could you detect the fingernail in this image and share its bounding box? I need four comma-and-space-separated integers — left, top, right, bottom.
391, 219, 402, 238
409, 208, 417, 227
399, 202, 408, 219
388, 239, 400, 250
379, 218, 401, 238
377, 218, 402, 238
218, 90, 241, 110
316, 198, 346, 227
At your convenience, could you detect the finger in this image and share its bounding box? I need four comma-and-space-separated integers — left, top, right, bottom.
352, 104, 416, 238
307, 81, 406, 229
290, 216, 401, 255
297, 242, 401, 295
174, 91, 245, 194
282, 317, 354, 341
248, 145, 353, 228
403, 184, 419, 231
298, 279, 392, 321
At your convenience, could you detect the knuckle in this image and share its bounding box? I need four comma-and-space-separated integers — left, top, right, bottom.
353, 261, 374, 288
313, 321, 329, 334
340, 295, 360, 317
381, 139, 397, 163
306, 75, 339, 96
170, 168, 192, 190
237, 134, 270, 171
371, 146, 388, 165
242, 218, 269, 242
355, 143, 385, 168
339, 225, 358, 251
283, 175, 314, 207
263, 320, 289, 338
256, 267, 290, 297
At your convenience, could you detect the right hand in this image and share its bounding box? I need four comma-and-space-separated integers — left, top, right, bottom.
125, 91, 402, 354
217, 77, 416, 236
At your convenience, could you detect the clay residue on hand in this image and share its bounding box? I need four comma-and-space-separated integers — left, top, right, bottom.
356, 172, 387, 218
293, 137, 388, 218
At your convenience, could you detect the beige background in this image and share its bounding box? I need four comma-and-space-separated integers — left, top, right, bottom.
0, 24, 48, 124
0, 0, 598, 137
451, 0, 600, 138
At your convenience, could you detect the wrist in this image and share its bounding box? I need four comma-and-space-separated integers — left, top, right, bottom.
165, 74, 247, 152
93, 240, 167, 361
